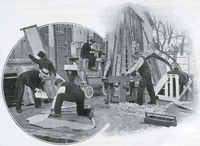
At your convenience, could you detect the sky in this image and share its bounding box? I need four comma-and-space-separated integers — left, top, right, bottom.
0, 0, 200, 146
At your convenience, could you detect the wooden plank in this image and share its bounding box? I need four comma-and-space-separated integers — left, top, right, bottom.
169, 74, 173, 98
126, 26, 132, 71
154, 74, 169, 95
175, 75, 179, 99
157, 95, 175, 102
116, 53, 121, 76
121, 24, 127, 74
108, 76, 128, 83
21, 25, 45, 59
164, 81, 169, 97
173, 100, 194, 111
112, 35, 118, 76
179, 79, 193, 100
64, 65, 78, 71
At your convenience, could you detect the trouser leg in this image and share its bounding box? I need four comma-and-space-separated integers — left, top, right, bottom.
146, 76, 156, 103
75, 91, 91, 116
137, 78, 147, 105
87, 55, 96, 69
54, 93, 75, 114
43, 78, 55, 99
90, 56, 96, 68
16, 83, 24, 110
35, 97, 41, 107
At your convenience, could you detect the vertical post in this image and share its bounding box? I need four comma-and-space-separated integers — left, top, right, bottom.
165, 81, 168, 97
175, 74, 179, 99
48, 25, 56, 66
120, 78, 126, 102
107, 83, 113, 104
170, 74, 173, 98
53, 25, 58, 70
121, 24, 127, 74
112, 35, 117, 76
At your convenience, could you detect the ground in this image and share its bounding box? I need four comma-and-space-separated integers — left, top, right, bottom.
7, 92, 196, 144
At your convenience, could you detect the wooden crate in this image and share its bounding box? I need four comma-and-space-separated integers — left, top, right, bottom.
144, 112, 177, 127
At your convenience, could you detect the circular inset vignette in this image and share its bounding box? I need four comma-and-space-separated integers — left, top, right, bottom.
2, 22, 109, 145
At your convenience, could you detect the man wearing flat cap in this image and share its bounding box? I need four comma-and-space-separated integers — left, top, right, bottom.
28, 51, 57, 102
80, 38, 97, 70
15, 68, 50, 113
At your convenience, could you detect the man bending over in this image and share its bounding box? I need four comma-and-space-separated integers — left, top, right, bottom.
50, 79, 94, 119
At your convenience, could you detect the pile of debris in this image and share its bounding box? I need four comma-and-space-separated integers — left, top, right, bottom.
109, 102, 173, 117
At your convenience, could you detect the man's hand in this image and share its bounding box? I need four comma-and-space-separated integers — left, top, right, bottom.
35, 88, 42, 92
124, 72, 129, 76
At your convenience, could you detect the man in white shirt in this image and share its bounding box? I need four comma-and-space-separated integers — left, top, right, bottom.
50, 79, 94, 119
125, 52, 156, 105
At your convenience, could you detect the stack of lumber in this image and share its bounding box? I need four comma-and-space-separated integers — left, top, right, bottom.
106, 7, 145, 76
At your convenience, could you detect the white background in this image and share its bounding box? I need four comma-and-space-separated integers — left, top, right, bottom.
0, 0, 200, 146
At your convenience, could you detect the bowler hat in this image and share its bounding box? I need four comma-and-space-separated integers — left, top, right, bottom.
37, 51, 46, 58
39, 68, 50, 77
89, 38, 95, 43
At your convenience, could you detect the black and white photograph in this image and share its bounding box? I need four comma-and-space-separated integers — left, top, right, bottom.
0, 0, 200, 146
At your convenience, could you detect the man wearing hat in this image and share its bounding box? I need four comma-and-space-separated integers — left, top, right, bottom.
80, 38, 97, 70
29, 51, 57, 102
15, 68, 50, 113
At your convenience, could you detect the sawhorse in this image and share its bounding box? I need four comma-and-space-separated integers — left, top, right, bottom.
103, 75, 141, 103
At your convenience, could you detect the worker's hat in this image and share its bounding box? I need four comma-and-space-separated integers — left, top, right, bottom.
37, 51, 46, 58
39, 68, 50, 77
89, 38, 95, 43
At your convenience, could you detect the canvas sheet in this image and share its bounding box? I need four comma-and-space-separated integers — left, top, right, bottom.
29, 118, 95, 130
26, 114, 50, 124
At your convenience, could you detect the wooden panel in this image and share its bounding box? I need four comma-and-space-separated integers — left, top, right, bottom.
154, 74, 168, 95
116, 54, 121, 76
21, 25, 45, 59
121, 24, 127, 73
111, 35, 117, 76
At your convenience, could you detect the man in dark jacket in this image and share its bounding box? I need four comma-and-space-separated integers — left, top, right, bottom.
125, 52, 156, 105
15, 68, 50, 113
80, 39, 97, 70
29, 51, 56, 102
50, 79, 94, 119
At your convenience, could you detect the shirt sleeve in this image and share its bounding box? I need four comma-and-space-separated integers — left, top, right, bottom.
29, 54, 40, 64
50, 63, 56, 76
51, 86, 66, 110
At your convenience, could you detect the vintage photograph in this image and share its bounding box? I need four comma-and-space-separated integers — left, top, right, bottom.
0, 1, 199, 146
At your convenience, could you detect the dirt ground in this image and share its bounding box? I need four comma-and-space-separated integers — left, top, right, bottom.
7, 91, 196, 145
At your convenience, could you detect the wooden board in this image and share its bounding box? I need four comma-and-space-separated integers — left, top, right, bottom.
154, 74, 169, 95
116, 54, 121, 76
121, 24, 127, 74
111, 35, 117, 76
21, 25, 45, 59
173, 100, 194, 111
